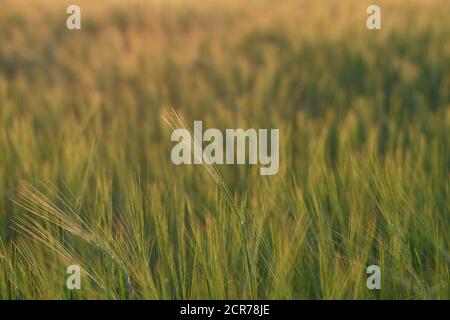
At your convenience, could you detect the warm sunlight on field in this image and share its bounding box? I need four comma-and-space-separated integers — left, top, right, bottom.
0, 0, 448, 299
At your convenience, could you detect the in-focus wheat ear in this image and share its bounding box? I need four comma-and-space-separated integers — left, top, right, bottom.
162, 107, 242, 221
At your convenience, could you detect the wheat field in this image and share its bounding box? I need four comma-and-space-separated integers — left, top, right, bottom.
0, 0, 448, 299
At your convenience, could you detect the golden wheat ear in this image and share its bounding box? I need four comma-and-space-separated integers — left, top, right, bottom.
12, 181, 131, 293
161, 107, 241, 221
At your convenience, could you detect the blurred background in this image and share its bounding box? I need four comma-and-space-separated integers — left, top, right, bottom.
0, 0, 448, 299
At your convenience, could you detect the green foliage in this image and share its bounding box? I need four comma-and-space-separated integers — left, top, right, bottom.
0, 0, 448, 299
